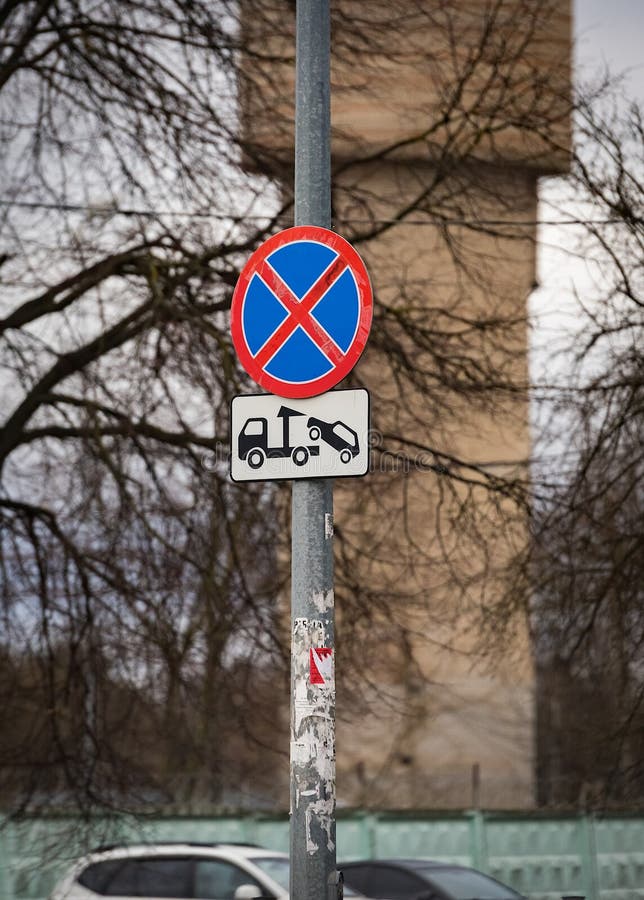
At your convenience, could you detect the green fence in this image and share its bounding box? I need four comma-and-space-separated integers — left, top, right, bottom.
1, 811, 644, 900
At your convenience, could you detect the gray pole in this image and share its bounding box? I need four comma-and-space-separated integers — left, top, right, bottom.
290, 1, 337, 900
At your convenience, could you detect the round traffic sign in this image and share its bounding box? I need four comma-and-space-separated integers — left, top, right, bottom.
230, 226, 373, 398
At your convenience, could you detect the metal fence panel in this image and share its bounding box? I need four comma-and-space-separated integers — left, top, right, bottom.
2, 812, 644, 900
484, 816, 591, 900
594, 817, 644, 900
365, 813, 474, 866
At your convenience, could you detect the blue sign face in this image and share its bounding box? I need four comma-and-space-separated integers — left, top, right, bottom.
231, 226, 373, 399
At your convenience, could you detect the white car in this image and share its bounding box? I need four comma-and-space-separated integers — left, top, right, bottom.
48, 842, 290, 900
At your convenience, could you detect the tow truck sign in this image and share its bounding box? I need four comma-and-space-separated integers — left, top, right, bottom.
230, 389, 370, 482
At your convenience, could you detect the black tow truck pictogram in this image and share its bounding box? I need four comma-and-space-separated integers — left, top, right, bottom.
239, 405, 360, 470
238, 406, 320, 469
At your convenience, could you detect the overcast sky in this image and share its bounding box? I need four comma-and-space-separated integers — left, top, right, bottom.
529, 2, 643, 413
575, 0, 644, 99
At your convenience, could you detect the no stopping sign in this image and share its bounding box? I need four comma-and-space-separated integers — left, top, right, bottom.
230, 226, 373, 399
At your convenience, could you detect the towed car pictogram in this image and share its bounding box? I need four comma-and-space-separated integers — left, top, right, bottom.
307, 416, 360, 463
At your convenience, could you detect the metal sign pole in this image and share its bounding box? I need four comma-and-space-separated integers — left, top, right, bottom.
290, 1, 336, 899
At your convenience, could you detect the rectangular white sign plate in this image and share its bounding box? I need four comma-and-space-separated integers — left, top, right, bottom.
230, 389, 370, 482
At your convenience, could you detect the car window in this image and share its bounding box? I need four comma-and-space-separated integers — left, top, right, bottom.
343, 864, 427, 900
369, 865, 428, 899
418, 867, 523, 900
137, 858, 192, 897
101, 857, 191, 897
78, 861, 126, 894
99, 859, 138, 896
194, 859, 263, 900
249, 857, 290, 891
341, 865, 371, 895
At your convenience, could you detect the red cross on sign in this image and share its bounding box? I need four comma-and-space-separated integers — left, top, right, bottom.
230, 226, 373, 399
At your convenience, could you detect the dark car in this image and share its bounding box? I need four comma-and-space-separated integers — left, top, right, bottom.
340, 859, 525, 900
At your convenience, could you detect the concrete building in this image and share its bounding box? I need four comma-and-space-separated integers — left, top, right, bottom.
240, 0, 572, 808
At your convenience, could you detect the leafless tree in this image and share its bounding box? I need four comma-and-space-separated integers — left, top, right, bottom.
0, 0, 605, 817
530, 91, 644, 807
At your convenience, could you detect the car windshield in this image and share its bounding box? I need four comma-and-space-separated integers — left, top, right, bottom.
416, 866, 522, 900
249, 856, 290, 890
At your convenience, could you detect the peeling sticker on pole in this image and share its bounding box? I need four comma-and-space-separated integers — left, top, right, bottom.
312, 589, 334, 614
310, 647, 334, 686
306, 796, 335, 854
290, 610, 336, 857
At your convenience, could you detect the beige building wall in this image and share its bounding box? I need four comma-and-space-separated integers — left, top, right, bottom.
332, 162, 538, 809
240, 0, 571, 808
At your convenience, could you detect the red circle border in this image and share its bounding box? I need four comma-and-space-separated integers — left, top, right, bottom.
230, 226, 373, 399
